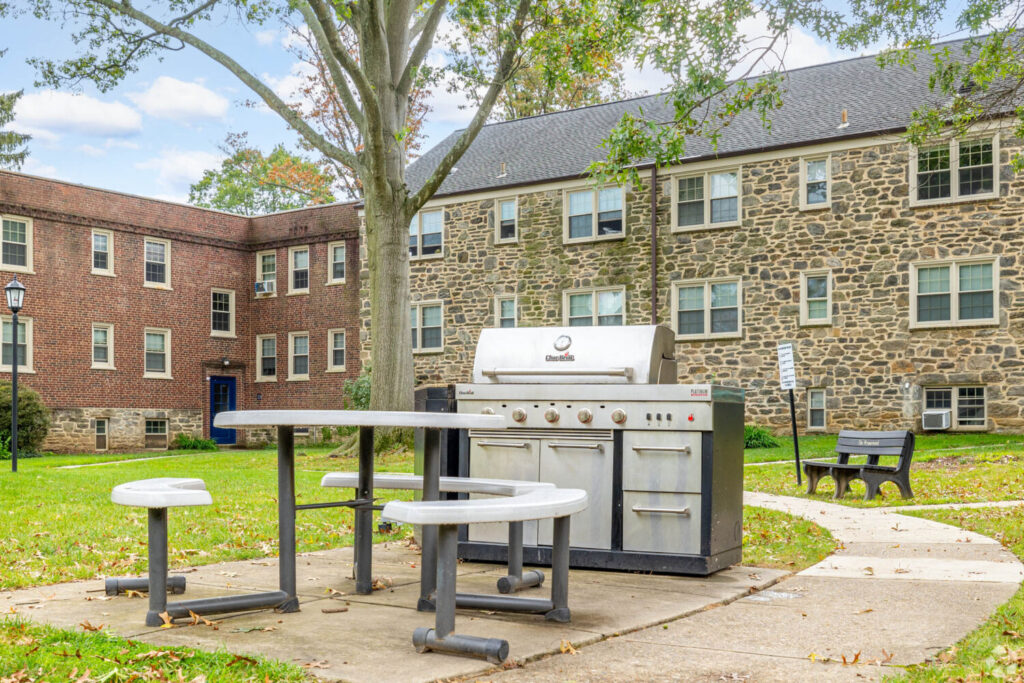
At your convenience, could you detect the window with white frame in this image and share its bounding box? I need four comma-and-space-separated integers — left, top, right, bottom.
92, 323, 114, 370
911, 258, 998, 328
925, 386, 986, 429
801, 157, 831, 209
409, 210, 443, 259
411, 302, 443, 351
256, 334, 276, 381
495, 295, 516, 328
912, 136, 998, 204
256, 250, 276, 296
327, 329, 346, 371
144, 238, 170, 287
564, 187, 624, 242
145, 419, 168, 449
144, 328, 171, 379
328, 241, 346, 284
289, 332, 309, 379
1, 315, 32, 372
289, 247, 309, 294
672, 279, 742, 339
563, 287, 625, 327
211, 288, 235, 337
496, 198, 517, 243
800, 271, 832, 326
1, 215, 32, 273
92, 229, 114, 275
672, 170, 740, 231
808, 388, 826, 430
95, 418, 108, 451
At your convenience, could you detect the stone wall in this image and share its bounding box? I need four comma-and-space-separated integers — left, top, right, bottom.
365, 130, 1024, 433
43, 408, 203, 453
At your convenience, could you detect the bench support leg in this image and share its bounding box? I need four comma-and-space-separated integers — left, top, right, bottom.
418, 428, 441, 611
497, 522, 544, 594
412, 524, 509, 664
355, 426, 374, 595
276, 426, 300, 612
805, 468, 822, 495
145, 508, 169, 627
546, 515, 571, 623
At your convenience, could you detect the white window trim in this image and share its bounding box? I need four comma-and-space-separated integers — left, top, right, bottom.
561, 286, 627, 327
909, 257, 999, 330
91, 228, 115, 277
326, 240, 347, 285
923, 386, 988, 431
210, 288, 236, 338
562, 185, 627, 245
91, 322, 115, 370
410, 210, 445, 261
494, 294, 517, 328
494, 196, 519, 245
807, 388, 827, 432
0, 315, 34, 374
288, 331, 310, 380
143, 238, 171, 290
909, 134, 1000, 208
670, 278, 744, 341
799, 156, 832, 211
287, 246, 310, 295
411, 300, 445, 354
799, 270, 833, 327
326, 328, 347, 372
255, 333, 277, 382
143, 327, 172, 379
256, 249, 277, 298
0, 214, 34, 275
144, 418, 169, 450
95, 418, 109, 452
669, 167, 742, 233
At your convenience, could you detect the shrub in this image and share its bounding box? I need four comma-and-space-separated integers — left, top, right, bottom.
0, 381, 51, 456
744, 425, 782, 449
342, 368, 371, 411
172, 433, 219, 451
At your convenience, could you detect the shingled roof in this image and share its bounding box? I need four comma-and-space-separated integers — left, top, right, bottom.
406, 37, 984, 198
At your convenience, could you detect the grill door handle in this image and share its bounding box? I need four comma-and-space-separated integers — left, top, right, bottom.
632, 505, 691, 516
548, 442, 605, 452
631, 445, 692, 454
476, 441, 531, 449
481, 367, 634, 379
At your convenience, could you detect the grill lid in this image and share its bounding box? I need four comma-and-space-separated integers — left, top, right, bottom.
471, 325, 677, 384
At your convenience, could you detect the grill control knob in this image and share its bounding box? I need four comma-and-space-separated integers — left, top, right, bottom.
481, 407, 495, 415
611, 409, 627, 425
511, 408, 527, 423
577, 409, 593, 424
544, 408, 560, 423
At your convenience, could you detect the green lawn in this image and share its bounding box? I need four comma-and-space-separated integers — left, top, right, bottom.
743, 432, 1024, 464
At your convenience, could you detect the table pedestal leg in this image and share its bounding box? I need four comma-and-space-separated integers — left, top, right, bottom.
418, 428, 441, 611
277, 426, 299, 612
355, 426, 374, 595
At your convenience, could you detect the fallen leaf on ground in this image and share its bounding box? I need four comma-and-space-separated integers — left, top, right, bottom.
371, 577, 393, 591
302, 660, 329, 669
321, 607, 349, 614
841, 651, 861, 666
862, 567, 875, 576
187, 610, 220, 627
227, 654, 257, 667
855, 608, 873, 614
79, 620, 103, 632
559, 640, 578, 655
881, 649, 895, 663
230, 626, 276, 633
125, 589, 146, 598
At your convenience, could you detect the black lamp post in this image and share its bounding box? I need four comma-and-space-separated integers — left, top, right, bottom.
5, 277, 25, 473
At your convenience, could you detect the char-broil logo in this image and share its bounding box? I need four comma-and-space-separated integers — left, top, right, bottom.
546, 335, 575, 362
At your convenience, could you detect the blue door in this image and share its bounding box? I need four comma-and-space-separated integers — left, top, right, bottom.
210, 376, 237, 445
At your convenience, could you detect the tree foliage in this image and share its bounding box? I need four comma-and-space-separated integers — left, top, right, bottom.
188, 134, 336, 215
0, 381, 51, 455
0, 49, 30, 171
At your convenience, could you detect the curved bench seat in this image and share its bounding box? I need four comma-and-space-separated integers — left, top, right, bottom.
111, 477, 212, 508
321, 471, 554, 497
382, 488, 587, 526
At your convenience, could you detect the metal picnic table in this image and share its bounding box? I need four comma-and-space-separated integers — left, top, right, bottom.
212, 409, 506, 613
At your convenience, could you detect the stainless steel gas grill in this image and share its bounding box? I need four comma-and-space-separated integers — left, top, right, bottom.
453, 325, 744, 575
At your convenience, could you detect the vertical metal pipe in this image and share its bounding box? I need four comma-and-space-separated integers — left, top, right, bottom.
419, 428, 440, 608
10, 309, 17, 473
435, 524, 457, 638
789, 389, 802, 485
650, 164, 659, 325
507, 521, 523, 579
145, 508, 168, 626
547, 516, 570, 622
277, 426, 299, 610
356, 425, 374, 594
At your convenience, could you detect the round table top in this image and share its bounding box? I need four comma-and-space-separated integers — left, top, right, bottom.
213, 409, 506, 430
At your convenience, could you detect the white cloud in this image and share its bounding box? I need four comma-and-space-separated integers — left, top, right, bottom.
106, 139, 140, 150
263, 61, 317, 105
255, 29, 278, 46
21, 157, 57, 177
13, 91, 142, 138
129, 76, 229, 122
135, 148, 223, 193
77, 144, 106, 157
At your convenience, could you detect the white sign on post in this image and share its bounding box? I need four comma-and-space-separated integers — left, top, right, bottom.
777, 342, 796, 391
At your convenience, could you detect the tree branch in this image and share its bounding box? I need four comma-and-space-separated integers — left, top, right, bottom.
398, 0, 447, 96
294, 1, 366, 132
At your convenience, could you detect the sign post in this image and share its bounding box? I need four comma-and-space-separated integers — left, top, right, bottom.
777, 343, 801, 485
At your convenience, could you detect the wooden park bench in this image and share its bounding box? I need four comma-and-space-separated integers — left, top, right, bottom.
803, 430, 915, 501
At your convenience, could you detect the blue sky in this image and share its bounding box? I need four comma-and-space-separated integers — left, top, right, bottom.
0, 7, 970, 205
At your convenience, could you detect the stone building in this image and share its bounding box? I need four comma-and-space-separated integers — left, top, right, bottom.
394, 42, 1023, 433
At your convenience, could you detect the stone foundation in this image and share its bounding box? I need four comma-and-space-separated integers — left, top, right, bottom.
43, 408, 203, 453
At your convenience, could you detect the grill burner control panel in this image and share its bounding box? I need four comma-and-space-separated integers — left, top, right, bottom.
469, 401, 712, 431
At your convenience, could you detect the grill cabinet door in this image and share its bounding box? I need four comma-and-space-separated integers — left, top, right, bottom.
622, 431, 702, 493
468, 437, 540, 545
622, 491, 702, 555
537, 439, 613, 550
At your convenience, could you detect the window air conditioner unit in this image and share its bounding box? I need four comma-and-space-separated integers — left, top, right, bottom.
255, 280, 275, 294
922, 409, 951, 430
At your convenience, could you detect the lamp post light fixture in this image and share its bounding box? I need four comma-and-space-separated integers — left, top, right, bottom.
5, 276, 25, 473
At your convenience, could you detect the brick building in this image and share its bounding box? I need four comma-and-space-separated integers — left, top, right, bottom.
0, 171, 361, 451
